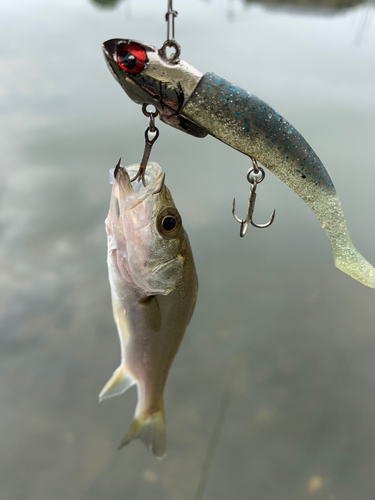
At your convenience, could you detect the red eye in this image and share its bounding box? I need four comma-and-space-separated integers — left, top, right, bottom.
116, 42, 147, 75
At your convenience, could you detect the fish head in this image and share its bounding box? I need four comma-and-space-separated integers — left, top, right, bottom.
106, 161, 186, 295
102, 38, 207, 138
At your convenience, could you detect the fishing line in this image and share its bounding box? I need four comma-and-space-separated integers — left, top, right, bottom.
194, 358, 241, 500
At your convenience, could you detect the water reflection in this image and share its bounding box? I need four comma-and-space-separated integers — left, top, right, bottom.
1, 0, 375, 499
89, 0, 369, 12
243, 0, 364, 10
91, 0, 123, 8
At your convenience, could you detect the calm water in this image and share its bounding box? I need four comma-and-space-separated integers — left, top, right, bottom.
1, 0, 375, 499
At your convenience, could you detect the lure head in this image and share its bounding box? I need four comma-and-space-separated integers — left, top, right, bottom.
106, 161, 187, 295
102, 38, 207, 137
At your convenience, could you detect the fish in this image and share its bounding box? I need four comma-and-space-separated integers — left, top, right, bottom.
102, 38, 375, 289
100, 160, 198, 459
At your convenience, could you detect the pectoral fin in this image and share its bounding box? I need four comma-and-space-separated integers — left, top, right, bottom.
138, 295, 162, 331
99, 365, 135, 402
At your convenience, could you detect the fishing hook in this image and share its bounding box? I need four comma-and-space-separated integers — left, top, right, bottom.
153, 173, 166, 195
232, 162, 276, 237
113, 157, 122, 179
131, 105, 160, 186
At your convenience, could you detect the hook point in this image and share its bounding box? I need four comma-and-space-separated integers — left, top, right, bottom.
114, 158, 122, 179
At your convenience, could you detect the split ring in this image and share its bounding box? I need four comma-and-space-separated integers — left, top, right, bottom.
159, 40, 181, 64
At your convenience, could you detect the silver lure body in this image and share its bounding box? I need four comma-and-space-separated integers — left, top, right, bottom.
103, 39, 375, 289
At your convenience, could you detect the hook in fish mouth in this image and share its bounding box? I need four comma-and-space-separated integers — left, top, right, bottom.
112, 160, 135, 199
111, 161, 165, 198
114, 157, 122, 179
113, 158, 166, 194
153, 173, 166, 195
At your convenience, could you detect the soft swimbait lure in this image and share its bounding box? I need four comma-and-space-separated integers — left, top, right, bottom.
102, 38, 375, 289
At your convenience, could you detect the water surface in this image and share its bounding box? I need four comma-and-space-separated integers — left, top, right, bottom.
1, 1, 375, 499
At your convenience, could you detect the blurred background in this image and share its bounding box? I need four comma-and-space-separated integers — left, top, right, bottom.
1, 0, 375, 499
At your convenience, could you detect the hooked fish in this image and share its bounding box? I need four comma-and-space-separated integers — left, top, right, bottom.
101, 160, 198, 458
102, 38, 375, 289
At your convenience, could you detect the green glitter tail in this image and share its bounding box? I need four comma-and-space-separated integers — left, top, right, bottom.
313, 191, 375, 290
333, 241, 375, 289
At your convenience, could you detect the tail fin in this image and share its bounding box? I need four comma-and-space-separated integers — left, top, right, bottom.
333, 242, 375, 289
118, 407, 166, 459
98, 365, 135, 402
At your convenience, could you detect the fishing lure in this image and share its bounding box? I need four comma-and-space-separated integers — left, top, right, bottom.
102, 38, 375, 290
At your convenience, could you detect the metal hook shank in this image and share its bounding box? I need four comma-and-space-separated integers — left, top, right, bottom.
131, 127, 160, 186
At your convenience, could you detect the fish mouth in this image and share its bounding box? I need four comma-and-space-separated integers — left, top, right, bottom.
111, 162, 164, 209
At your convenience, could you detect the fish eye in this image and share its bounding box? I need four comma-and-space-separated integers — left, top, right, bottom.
162, 216, 177, 232
116, 42, 147, 75
157, 208, 182, 239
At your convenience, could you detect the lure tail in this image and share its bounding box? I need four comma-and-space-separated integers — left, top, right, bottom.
118, 406, 166, 459
332, 239, 375, 289
314, 192, 375, 289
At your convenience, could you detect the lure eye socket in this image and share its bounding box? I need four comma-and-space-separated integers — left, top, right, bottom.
157, 208, 182, 239
116, 42, 147, 75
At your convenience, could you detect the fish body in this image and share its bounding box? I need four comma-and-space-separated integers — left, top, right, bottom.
102, 39, 375, 289
101, 161, 198, 458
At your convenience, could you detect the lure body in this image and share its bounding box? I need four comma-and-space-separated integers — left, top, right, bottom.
101, 162, 198, 458
103, 39, 375, 289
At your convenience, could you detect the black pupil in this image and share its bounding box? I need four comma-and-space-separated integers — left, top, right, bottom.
162, 216, 176, 232
118, 50, 137, 70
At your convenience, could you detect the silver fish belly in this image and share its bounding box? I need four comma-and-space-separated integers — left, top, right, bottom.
100, 161, 198, 459
102, 39, 375, 289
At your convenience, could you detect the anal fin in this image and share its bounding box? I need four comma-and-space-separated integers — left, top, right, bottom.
99, 365, 135, 402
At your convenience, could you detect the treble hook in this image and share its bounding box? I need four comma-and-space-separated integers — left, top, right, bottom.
232, 163, 276, 237
131, 105, 160, 186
